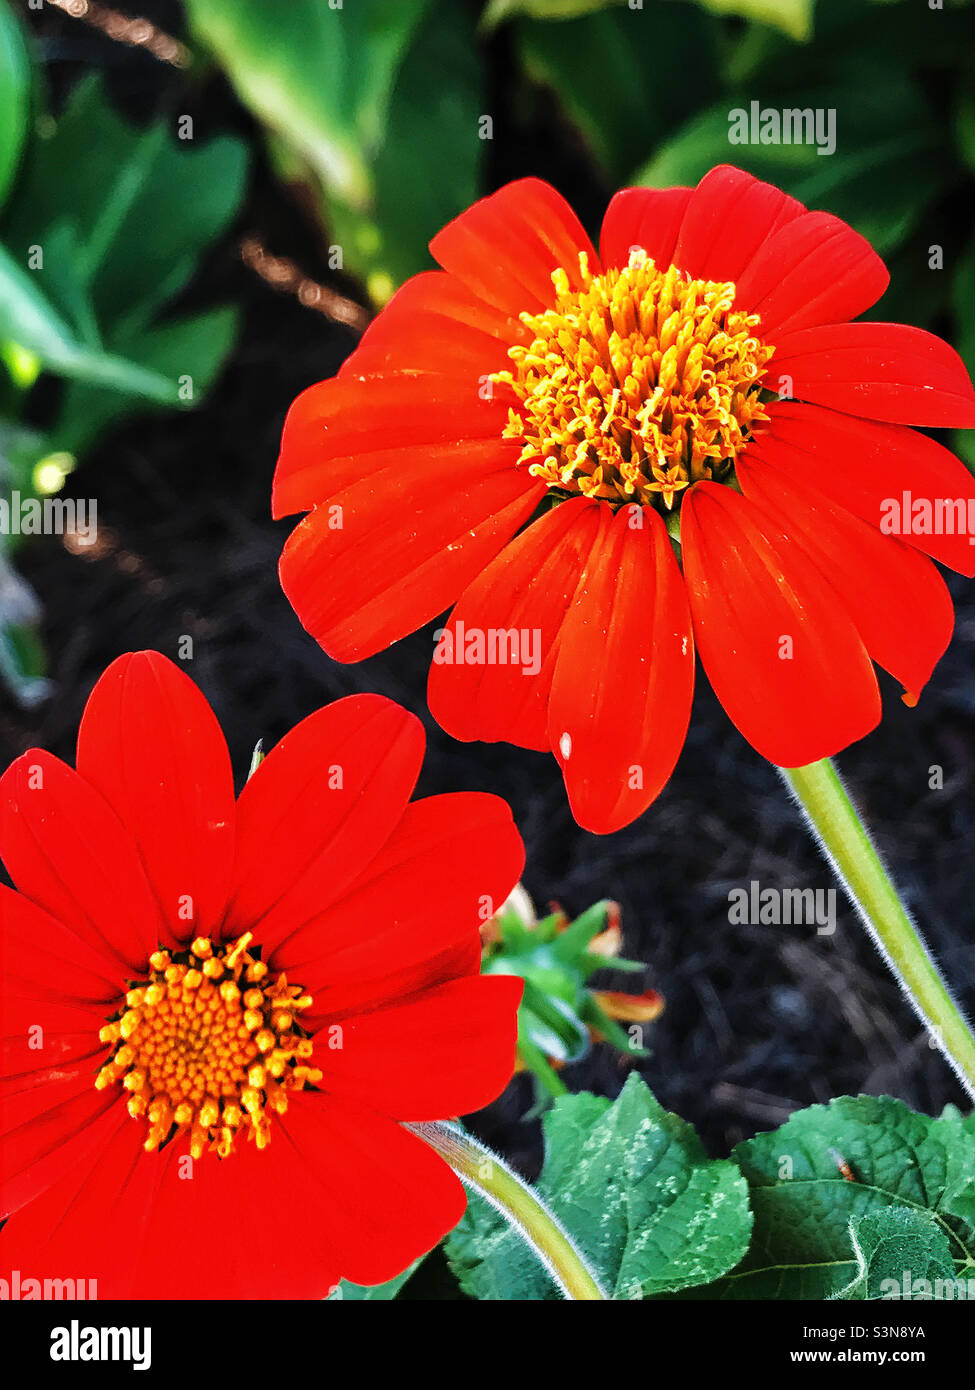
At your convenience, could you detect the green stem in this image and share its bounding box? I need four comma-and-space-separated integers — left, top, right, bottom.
410, 1121, 607, 1300
780, 758, 975, 1099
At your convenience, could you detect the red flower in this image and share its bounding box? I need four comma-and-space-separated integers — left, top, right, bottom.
274, 165, 975, 833
0, 652, 524, 1298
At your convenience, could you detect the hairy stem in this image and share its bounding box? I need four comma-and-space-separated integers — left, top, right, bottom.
411, 1120, 607, 1300
780, 758, 975, 1099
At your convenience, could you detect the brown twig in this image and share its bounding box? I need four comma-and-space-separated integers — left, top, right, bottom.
239, 237, 371, 333
46, 0, 190, 69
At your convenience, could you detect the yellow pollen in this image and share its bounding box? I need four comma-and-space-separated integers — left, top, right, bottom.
96, 934, 322, 1158
493, 249, 774, 508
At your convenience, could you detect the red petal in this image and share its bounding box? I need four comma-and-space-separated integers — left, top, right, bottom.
75, 651, 235, 944
315, 975, 523, 1121
735, 211, 889, 335
0, 752, 165, 971
427, 498, 605, 751
130, 1136, 341, 1298
348, 270, 523, 375
771, 322, 975, 427
681, 483, 881, 767
548, 505, 694, 833
273, 792, 524, 1018
430, 177, 598, 317
599, 186, 693, 270
0, 1115, 160, 1300
735, 455, 954, 703
279, 1093, 467, 1288
224, 695, 425, 954
0, 1100, 465, 1297
1, 886, 117, 1104
0, 1076, 121, 1220
0, 884, 124, 998
1, 983, 108, 1103
273, 368, 510, 519
751, 402, 975, 576
279, 443, 543, 662
672, 165, 805, 282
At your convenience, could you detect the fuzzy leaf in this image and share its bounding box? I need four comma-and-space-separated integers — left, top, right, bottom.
696, 1095, 974, 1299
835, 1206, 961, 1301
446, 1075, 752, 1299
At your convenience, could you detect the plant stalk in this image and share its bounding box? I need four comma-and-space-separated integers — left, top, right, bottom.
410, 1120, 607, 1300
779, 758, 975, 1099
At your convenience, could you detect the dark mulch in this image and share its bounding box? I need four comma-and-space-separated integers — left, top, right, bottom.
4, 2, 972, 1175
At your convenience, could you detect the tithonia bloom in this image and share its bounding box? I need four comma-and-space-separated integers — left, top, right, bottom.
0, 652, 523, 1298
274, 165, 975, 833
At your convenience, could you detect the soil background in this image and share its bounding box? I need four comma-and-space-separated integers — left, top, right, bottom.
5, 0, 973, 1224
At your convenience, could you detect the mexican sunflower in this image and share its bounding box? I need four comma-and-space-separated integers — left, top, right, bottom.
0, 652, 524, 1298
274, 165, 975, 834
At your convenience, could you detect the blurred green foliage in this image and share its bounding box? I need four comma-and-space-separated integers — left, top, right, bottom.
0, 6, 247, 702
0, 0, 30, 209
2, 77, 245, 462
186, 0, 973, 360
483, 0, 813, 41
187, 0, 483, 301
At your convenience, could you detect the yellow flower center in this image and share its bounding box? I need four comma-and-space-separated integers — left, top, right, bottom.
493, 250, 774, 509
96, 933, 321, 1159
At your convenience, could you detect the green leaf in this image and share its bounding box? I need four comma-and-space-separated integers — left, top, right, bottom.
516, 1037, 569, 1099
635, 68, 946, 256
361, 0, 484, 291
579, 993, 649, 1056
3, 76, 248, 336
836, 1206, 961, 1301
51, 305, 240, 460
0, 618, 50, 709
0, 0, 31, 211
700, 1095, 975, 1299
0, 242, 177, 400
190, 0, 482, 293
497, 0, 815, 40
0, 416, 45, 494
0, 548, 50, 709
186, 0, 431, 210
684, 0, 813, 42
1, 76, 245, 467
446, 1075, 752, 1299
548, 900, 613, 962
518, 980, 590, 1063
517, 5, 715, 182
483, 0, 626, 26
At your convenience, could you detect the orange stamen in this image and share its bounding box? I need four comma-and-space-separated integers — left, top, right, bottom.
96, 934, 322, 1158
493, 250, 774, 509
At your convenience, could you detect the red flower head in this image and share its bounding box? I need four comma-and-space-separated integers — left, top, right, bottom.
0, 653, 524, 1298
274, 166, 975, 834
